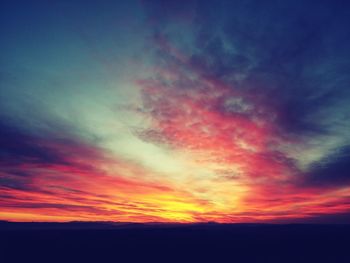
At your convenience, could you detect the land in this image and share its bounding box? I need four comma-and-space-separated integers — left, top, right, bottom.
1, 221, 349, 262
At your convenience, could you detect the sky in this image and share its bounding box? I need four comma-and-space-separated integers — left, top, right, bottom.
0, 0, 350, 223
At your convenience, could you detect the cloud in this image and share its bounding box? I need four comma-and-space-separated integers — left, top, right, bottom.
0, 113, 109, 200
303, 145, 350, 187
141, 0, 350, 177
131, 0, 350, 221
0, 114, 209, 222
0, 121, 89, 167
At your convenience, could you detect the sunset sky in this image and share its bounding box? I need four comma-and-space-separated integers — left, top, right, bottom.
1, 0, 350, 223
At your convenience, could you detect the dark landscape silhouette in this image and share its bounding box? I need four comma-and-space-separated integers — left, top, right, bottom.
1, 221, 349, 263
